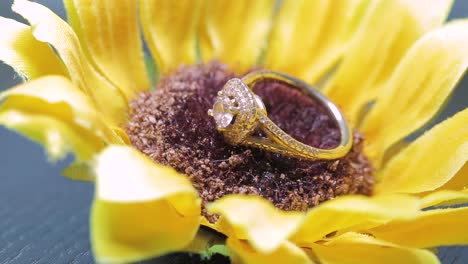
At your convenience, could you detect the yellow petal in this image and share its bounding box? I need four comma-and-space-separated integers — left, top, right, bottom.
62, 162, 95, 182
324, 0, 453, 125
199, 0, 275, 72
0, 110, 101, 162
91, 145, 201, 263
0, 76, 124, 181
265, 0, 371, 83
311, 233, 439, 264
64, 0, 149, 99
369, 207, 468, 248
290, 194, 420, 245
207, 195, 303, 253
0, 17, 67, 79
0, 109, 101, 183
12, 0, 128, 126
109, 126, 131, 145
381, 139, 410, 166
435, 162, 468, 191
0, 76, 119, 158
140, 0, 202, 73
420, 189, 468, 208
0, 75, 122, 144
361, 20, 468, 166
376, 108, 468, 194
228, 238, 313, 264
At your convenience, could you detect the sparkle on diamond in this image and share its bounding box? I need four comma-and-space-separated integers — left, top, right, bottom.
212, 99, 234, 129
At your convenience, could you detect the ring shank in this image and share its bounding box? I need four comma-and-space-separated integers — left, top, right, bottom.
241, 71, 352, 160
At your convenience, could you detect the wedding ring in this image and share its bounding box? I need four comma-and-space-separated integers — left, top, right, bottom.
208, 70, 352, 160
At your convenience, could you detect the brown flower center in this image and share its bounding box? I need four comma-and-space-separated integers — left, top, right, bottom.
127, 61, 374, 222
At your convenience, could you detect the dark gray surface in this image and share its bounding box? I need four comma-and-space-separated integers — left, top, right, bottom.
0, 0, 94, 263
0, 0, 467, 263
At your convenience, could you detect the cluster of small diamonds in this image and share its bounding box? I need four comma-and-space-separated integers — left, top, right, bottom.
256, 113, 320, 159
212, 78, 322, 159
211, 78, 257, 144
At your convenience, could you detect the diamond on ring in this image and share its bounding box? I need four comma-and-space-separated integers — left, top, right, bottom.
209, 71, 353, 160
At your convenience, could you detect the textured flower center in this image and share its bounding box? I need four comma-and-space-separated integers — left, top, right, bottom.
127, 61, 374, 222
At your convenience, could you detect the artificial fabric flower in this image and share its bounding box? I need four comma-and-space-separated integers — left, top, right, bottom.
1, 0, 468, 263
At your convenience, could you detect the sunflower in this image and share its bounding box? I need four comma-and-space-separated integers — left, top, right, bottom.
1, 0, 468, 263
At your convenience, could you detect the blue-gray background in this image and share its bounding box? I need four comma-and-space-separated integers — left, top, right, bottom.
0, 0, 467, 263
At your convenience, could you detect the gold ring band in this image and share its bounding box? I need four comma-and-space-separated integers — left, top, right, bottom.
208, 70, 352, 160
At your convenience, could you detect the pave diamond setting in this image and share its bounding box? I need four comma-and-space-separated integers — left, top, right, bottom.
208, 78, 257, 144
209, 71, 353, 160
